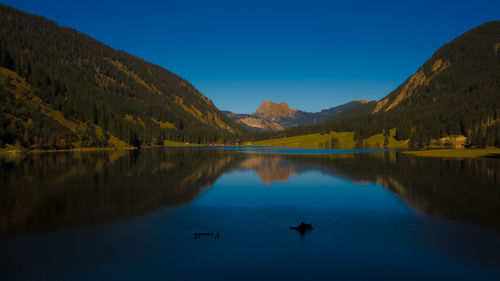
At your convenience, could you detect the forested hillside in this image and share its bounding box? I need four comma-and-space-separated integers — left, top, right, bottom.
0, 5, 242, 150
254, 21, 500, 148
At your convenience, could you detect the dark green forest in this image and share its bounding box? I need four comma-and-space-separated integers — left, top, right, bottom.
0, 5, 243, 149
251, 21, 500, 148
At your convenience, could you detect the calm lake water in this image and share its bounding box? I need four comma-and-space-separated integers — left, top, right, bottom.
1, 147, 499, 280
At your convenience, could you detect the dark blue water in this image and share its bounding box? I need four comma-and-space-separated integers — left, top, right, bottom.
0, 148, 499, 280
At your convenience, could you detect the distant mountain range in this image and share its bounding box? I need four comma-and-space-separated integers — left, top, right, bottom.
224, 100, 368, 131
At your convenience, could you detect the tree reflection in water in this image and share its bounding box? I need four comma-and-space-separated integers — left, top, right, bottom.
1, 149, 499, 236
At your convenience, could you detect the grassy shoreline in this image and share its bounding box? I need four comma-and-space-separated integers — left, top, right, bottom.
0, 146, 136, 154
403, 148, 500, 158
0, 141, 207, 154
246, 132, 407, 149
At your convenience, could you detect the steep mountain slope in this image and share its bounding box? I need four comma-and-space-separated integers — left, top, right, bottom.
0, 5, 241, 149
223, 110, 285, 131
319, 21, 500, 147
226, 100, 366, 131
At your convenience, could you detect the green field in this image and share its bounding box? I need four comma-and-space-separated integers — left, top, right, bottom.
163, 140, 202, 147
247, 131, 407, 149
404, 148, 500, 158
363, 134, 408, 148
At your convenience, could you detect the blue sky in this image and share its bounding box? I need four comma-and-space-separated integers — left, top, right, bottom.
2, 0, 499, 113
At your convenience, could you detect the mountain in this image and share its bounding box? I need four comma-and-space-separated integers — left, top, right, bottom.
223, 110, 285, 131
0, 5, 242, 150
253, 99, 298, 121
283, 21, 500, 148
225, 100, 366, 131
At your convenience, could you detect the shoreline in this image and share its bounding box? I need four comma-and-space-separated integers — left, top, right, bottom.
0, 146, 137, 155
0, 143, 219, 154
403, 148, 500, 158
2, 145, 500, 158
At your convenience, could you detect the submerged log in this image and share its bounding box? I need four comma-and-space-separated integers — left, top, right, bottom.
193, 232, 220, 239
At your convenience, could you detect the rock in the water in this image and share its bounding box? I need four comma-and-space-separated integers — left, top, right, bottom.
289, 222, 313, 233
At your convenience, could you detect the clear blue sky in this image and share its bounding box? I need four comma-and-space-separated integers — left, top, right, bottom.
2, 0, 499, 113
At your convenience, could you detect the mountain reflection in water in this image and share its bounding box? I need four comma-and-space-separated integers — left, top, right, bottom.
0, 148, 499, 236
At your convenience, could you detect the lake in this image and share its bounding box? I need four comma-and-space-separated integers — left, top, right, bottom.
1, 147, 499, 280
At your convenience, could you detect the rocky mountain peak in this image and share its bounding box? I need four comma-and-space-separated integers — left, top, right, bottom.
253, 99, 298, 121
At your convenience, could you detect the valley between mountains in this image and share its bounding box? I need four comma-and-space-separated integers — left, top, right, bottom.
1, 4, 499, 151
